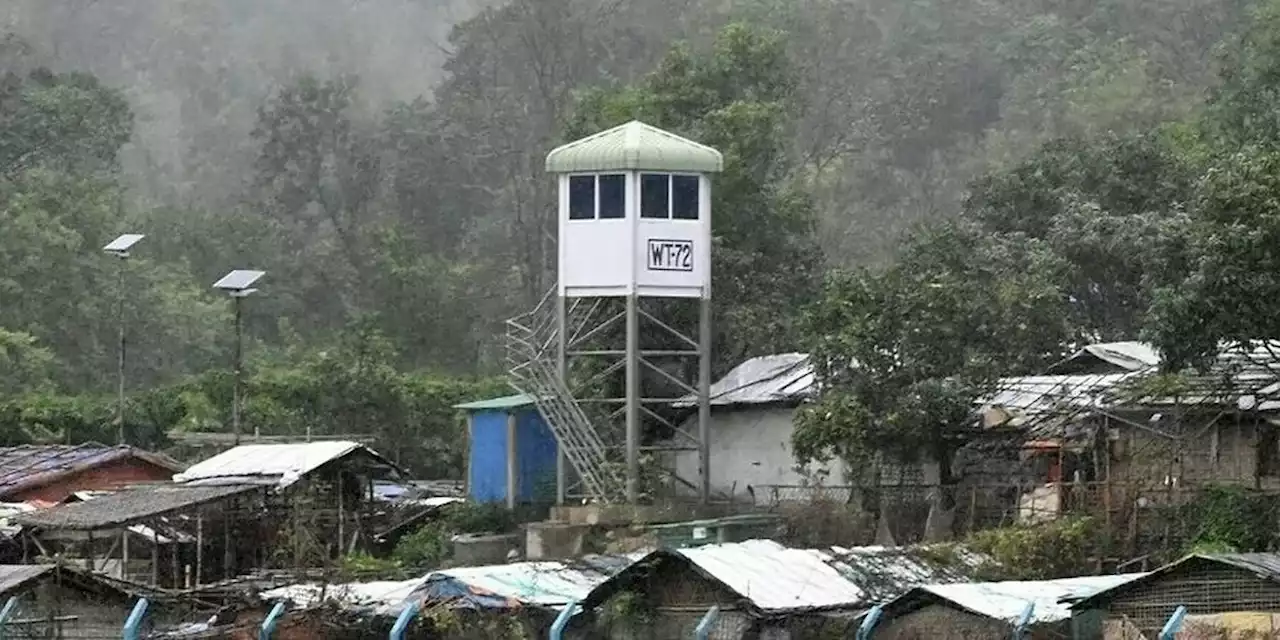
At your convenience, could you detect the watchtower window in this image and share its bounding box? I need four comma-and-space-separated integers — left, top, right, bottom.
569, 175, 595, 220
672, 175, 700, 220
641, 173, 669, 219
599, 174, 625, 219
568, 174, 627, 220
641, 173, 700, 220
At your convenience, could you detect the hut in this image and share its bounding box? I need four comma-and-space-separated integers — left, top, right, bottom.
871, 574, 1144, 639
456, 394, 558, 507
578, 539, 983, 639
1069, 553, 1280, 638
17, 442, 406, 586
0, 564, 182, 638
0, 444, 181, 503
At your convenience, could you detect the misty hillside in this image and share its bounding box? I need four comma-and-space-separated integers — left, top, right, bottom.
2, 0, 1276, 464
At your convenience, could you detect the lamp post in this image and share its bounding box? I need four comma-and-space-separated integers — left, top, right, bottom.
103, 233, 145, 445
213, 269, 265, 445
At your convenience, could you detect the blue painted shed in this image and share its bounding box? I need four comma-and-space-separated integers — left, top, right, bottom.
454, 394, 559, 507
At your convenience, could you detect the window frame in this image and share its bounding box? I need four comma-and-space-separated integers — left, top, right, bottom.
567, 174, 597, 221
567, 173, 629, 221
639, 172, 702, 221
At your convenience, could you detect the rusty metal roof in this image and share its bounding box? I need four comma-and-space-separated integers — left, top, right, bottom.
0, 444, 182, 499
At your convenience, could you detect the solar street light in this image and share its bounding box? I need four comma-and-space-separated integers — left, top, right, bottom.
213, 269, 266, 444
103, 234, 145, 444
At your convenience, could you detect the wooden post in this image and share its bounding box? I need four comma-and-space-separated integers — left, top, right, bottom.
170, 528, 179, 588
195, 514, 203, 587
506, 411, 518, 509
151, 528, 159, 586
967, 485, 977, 534
223, 504, 232, 580
121, 529, 129, 582
337, 473, 345, 560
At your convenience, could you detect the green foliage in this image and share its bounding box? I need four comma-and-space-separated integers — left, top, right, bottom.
338, 552, 405, 581
599, 591, 653, 627
1146, 148, 1280, 368
794, 220, 1074, 469
441, 502, 518, 536
392, 523, 452, 570
391, 502, 522, 569
0, 329, 54, 395
967, 517, 1100, 580
1181, 485, 1279, 554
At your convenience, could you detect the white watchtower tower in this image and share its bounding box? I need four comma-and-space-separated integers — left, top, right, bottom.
506, 121, 722, 505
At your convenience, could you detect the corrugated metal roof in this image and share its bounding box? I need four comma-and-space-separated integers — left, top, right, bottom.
0, 565, 54, 595
675, 540, 866, 612
0, 444, 181, 499
899, 573, 1147, 625
173, 441, 395, 489
545, 121, 724, 173
825, 545, 988, 604
453, 394, 538, 411
585, 540, 970, 614
15, 484, 260, 530
981, 373, 1138, 432
1196, 553, 1280, 581
1072, 553, 1280, 610
673, 353, 814, 409
1047, 342, 1159, 374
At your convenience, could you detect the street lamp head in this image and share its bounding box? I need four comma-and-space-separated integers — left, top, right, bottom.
213, 269, 265, 297
103, 233, 145, 258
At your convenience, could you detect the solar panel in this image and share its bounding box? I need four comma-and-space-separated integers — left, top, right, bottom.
213, 269, 265, 292
102, 234, 145, 253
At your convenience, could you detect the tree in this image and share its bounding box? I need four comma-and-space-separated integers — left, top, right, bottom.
964, 131, 1198, 340
565, 23, 823, 370
794, 221, 1075, 483
1207, 0, 1280, 148
1146, 150, 1280, 368
0, 328, 55, 396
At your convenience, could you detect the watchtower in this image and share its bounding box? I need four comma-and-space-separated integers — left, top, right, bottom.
505, 121, 722, 505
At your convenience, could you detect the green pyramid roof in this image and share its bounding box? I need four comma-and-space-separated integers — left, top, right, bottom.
545, 120, 723, 174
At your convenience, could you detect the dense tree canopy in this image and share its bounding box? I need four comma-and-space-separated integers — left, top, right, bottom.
3, 0, 1280, 479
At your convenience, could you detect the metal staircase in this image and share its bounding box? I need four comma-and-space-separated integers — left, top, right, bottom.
505, 287, 622, 503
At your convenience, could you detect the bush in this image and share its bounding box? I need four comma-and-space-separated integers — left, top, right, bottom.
1182, 484, 1279, 554
393, 523, 452, 569
967, 516, 1098, 579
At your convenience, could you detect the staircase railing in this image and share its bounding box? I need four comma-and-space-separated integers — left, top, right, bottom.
505, 287, 621, 502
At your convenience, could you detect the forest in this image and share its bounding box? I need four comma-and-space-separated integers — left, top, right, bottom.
1, 0, 1278, 479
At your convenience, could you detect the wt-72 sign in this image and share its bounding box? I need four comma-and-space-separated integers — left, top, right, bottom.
647, 239, 694, 272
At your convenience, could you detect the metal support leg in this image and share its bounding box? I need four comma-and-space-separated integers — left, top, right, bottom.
390, 601, 420, 640
555, 294, 568, 506
698, 297, 712, 504
625, 294, 640, 504
123, 598, 149, 640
